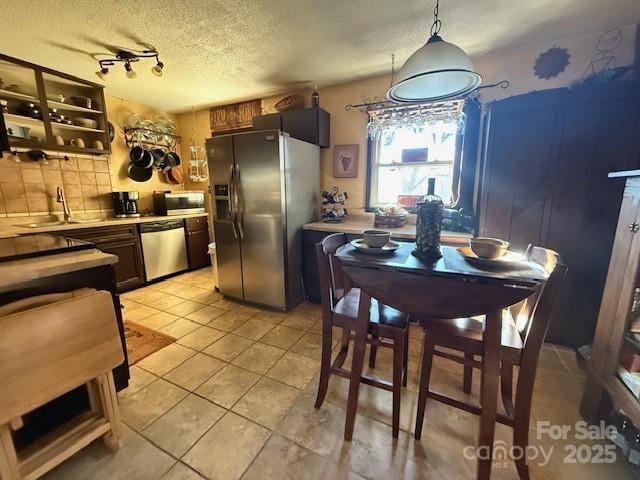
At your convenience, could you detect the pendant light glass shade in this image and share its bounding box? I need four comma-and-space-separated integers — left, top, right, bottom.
387, 35, 482, 103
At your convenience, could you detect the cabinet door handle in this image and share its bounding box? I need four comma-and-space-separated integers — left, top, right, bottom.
630, 222, 639, 233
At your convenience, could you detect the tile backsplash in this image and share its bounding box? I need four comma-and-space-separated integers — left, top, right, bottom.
0, 152, 113, 217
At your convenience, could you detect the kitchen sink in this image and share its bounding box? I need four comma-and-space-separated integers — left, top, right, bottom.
22, 221, 67, 228
19, 218, 107, 228
68, 218, 107, 224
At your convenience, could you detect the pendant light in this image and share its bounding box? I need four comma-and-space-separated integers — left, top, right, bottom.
387, 0, 481, 103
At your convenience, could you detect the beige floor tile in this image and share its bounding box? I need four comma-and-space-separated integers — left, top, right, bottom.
232, 377, 300, 429
183, 412, 270, 480
135, 290, 168, 306
253, 310, 288, 325
292, 301, 322, 318
207, 311, 252, 331
124, 304, 161, 322
177, 326, 227, 351
231, 318, 275, 340
164, 352, 227, 390
174, 286, 211, 300
210, 298, 241, 310
330, 415, 408, 480
281, 313, 317, 331
161, 462, 205, 479
185, 305, 227, 324
276, 393, 345, 456
120, 378, 189, 430
158, 318, 202, 338
242, 433, 326, 480
191, 290, 224, 304
320, 375, 418, 433
44, 424, 175, 480
195, 364, 260, 408
260, 325, 306, 349
136, 311, 180, 330
235, 304, 262, 316
153, 295, 187, 310
290, 331, 323, 360
232, 342, 286, 374
137, 343, 196, 376
120, 365, 158, 397
143, 394, 225, 457
266, 351, 319, 389
165, 300, 206, 317
202, 333, 254, 361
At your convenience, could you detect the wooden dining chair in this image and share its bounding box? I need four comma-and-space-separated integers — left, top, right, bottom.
414, 246, 567, 480
0, 289, 124, 480
315, 233, 410, 438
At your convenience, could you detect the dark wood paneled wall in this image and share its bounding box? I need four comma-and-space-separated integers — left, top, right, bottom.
480, 82, 640, 346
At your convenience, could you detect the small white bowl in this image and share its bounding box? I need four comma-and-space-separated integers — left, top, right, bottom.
469, 237, 509, 259
362, 230, 391, 248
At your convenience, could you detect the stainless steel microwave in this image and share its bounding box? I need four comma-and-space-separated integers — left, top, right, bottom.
153, 191, 206, 215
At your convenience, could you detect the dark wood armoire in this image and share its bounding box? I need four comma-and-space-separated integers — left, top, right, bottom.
479, 81, 640, 347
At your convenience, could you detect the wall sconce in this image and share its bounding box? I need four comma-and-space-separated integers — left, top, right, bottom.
96, 48, 164, 80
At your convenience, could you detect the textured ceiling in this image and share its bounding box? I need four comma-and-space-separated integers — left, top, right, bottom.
1, 0, 639, 112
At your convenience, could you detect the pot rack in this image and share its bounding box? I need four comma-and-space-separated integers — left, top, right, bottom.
123, 126, 181, 149
344, 80, 509, 112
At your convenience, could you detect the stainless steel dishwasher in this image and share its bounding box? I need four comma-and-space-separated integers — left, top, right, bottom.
140, 219, 189, 281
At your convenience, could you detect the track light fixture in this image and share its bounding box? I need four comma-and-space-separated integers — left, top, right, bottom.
96, 47, 164, 80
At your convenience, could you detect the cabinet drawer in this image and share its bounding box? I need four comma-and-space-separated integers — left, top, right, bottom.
186, 216, 208, 233
60, 224, 137, 243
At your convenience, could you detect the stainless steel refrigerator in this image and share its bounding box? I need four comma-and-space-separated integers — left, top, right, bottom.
206, 130, 320, 310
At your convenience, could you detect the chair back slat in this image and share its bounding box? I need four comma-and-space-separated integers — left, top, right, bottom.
520, 245, 567, 359
0, 290, 124, 424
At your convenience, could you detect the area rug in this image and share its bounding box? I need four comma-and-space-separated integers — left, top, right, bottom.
124, 321, 176, 365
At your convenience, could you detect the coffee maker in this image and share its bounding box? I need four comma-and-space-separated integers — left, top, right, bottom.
112, 191, 140, 218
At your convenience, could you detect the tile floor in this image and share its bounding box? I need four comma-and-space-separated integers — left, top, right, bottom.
43, 267, 639, 480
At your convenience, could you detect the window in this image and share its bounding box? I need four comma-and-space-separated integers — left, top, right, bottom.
366, 100, 468, 211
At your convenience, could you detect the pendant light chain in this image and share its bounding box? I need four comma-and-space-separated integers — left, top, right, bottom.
430, 0, 442, 37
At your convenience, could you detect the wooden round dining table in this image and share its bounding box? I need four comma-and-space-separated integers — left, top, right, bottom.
334, 242, 549, 480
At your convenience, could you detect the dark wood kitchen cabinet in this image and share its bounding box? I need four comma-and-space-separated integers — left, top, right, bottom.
253, 107, 330, 147
479, 81, 640, 346
185, 216, 211, 270
59, 224, 145, 292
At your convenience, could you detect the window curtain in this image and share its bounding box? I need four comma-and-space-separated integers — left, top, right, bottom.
452, 97, 481, 216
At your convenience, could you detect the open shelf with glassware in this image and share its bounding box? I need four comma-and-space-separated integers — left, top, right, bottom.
0, 53, 110, 156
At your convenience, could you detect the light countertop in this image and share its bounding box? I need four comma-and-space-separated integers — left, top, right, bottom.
303, 213, 472, 244
0, 249, 117, 293
0, 212, 208, 239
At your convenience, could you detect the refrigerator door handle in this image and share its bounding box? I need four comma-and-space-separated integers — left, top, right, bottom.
229, 164, 238, 239
235, 163, 245, 240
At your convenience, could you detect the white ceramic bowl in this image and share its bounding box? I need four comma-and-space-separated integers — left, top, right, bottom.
469, 237, 509, 259
362, 230, 391, 248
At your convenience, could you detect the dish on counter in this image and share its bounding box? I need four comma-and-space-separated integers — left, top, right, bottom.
351, 238, 400, 255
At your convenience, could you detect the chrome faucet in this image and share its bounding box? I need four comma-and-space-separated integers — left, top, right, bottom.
56, 186, 73, 222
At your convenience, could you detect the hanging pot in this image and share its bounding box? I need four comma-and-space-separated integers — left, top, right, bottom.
127, 162, 153, 182
165, 166, 183, 185
165, 150, 181, 167
130, 145, 153, 168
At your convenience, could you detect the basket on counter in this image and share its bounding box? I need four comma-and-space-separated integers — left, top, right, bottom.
374, 213, 407, 228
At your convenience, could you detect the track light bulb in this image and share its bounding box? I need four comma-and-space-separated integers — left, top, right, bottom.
151, 60, 164, 77
124, 62, 137, 79
96, 67, 109, 80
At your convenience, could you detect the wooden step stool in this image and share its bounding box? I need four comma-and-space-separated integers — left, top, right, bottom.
0, 289, 125, 480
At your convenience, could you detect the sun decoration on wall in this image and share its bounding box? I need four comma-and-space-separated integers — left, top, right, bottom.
534, 46, 571, 80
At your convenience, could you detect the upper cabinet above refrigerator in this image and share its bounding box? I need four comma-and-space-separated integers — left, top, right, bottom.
252, 107, 330, 148
0, 53, 111, 156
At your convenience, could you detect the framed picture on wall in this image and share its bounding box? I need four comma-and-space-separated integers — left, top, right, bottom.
333, 144, 359, 178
